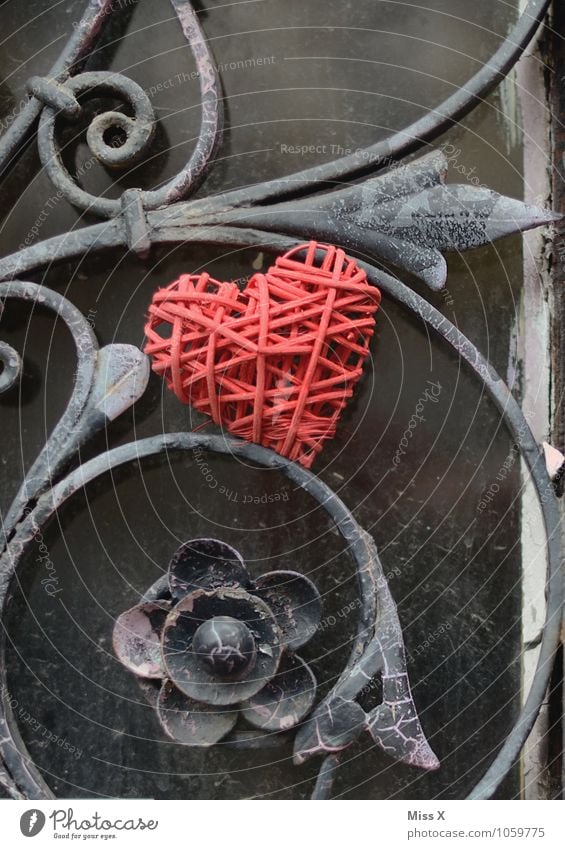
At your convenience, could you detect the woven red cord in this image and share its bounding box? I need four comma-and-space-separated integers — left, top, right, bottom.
144, 241, 380, 468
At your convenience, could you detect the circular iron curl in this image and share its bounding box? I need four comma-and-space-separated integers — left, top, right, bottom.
34, 1, 223, 219
0, 433, 394, 799
36, 72, 157, 217
0, 0, 117, 176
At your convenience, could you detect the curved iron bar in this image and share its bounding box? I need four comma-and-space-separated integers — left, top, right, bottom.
0, 0, 548, 226
198, 234, 561, 801
0, 0, 116, 176
153, 0, 224, 208
0, 293, 148, 797
184, 0, 551, 212
0, 0, 224, 219
0, 281, 149, 554
0, 279, 99, 799
0, 0, 553, 292
0, 281, 98, 546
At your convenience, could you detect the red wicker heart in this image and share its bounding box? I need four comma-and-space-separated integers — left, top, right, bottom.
144, 241, 380, 468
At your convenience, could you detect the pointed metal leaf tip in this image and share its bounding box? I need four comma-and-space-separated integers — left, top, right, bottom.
417, 252, 447, 291
391, 183, 558, 253
486, 196, 559, 242
542, 441, 565, 481
366, 691, 440, 771
90, 344, 150, 421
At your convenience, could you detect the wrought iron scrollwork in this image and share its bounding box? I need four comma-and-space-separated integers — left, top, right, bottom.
34, 72, 157, 215
178, 150, 556, 289
0, 0, 561, 801
0, 280, 149, 549
0, 434, 440, 798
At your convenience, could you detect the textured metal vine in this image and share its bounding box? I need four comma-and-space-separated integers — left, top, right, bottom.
0, 0, 561, 801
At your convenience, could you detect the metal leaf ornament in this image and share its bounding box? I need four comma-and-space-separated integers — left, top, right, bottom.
294, 531, 439, 773
181, 150, 555, 290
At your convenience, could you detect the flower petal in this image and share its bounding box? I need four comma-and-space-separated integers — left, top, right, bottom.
240, 653, 317, 732
157, 680, 237, 746
255, 571, 322, 650
168, 538, 250, 600
293, 697, 367, 764
142, 573, 170, 603
162, 587, 282, 705
112, 601, 171, 679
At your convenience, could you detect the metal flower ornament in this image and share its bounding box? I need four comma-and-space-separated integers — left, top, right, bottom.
113, 538, 321, 745
0, 0, 562, 802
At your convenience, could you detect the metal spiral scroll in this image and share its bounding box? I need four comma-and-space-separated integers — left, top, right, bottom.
15, 1, 223, 223
0, 0, 562, 800
34, 72, 157, 217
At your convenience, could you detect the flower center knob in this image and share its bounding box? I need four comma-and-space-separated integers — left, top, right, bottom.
192, 616, 255, 676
